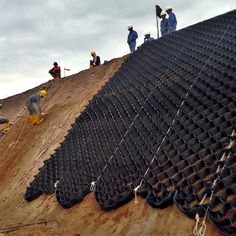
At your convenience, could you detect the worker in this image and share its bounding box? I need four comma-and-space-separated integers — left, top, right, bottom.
0, 104, 10, 133
144, 32, 155, 43
90, 51, 101, 68
25, 90, 47, 125
127, 25, 138, 53
166, 6, 177, 33
48, 62, 61, 79
160, 11, 169, 36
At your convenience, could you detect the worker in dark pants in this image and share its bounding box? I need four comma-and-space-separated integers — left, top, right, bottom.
0, 104, 10, 133
127, 25, 138, 53
26, 90, 47, 125
90, 51, 101, 68
49, 62, 61, 79
160, 11, 169, 36
143, 32, 155, 43
166, 6, 177, 33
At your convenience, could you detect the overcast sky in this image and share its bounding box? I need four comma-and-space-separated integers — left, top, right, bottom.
0, 0, 235, 99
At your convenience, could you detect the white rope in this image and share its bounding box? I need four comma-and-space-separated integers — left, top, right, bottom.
220, 153, 226, 162
197, 220, 206, 236
54, 180, 60, 189
226, 129, 235, 150
0, 109, 27, 143
0, 117, 27, 167
90, 181, 96, 192
133, 180, 143, 204
193, 128, 234, 236
199, 193, 207, 205
193, 213, 200, 235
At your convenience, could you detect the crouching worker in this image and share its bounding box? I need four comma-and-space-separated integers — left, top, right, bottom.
0, 104, 10, 134
90, 51, 101, 68
49, 62, 61, 79
26, 90, 47, 125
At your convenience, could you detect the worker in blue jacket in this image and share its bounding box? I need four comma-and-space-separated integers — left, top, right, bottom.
143, 32, 155, 43
127, 25, 138, 53
166, 6, 177, 33
160, 11, 169, 36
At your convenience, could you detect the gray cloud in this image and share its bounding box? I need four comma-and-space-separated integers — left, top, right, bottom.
0, 0, 235, 98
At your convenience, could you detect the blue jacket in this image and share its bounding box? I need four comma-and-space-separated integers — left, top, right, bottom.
161, 18, 169, 36
168, 12, 177, 31
127, 30, 138, 45
144, 37, 155, 43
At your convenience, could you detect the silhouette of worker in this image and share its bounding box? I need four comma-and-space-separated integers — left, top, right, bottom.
49, 62, 61, 79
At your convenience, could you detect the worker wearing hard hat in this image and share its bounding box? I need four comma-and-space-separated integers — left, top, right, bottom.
26, 90, 47, 125
143, 32, 155, 43
49, 62, 61, 79
0, 104, 10, 133
160, 11, 169, 36
127, 25, 138, 53
166, 6, 177, 33
90, 51, 101, 68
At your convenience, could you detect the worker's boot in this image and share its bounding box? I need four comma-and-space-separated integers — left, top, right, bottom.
36, 115, 44, 125
28, 114, 44, 125
28, 115, 36, 124
1, 122, 10, 133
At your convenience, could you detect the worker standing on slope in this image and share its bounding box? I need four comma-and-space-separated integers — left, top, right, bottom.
143, 32, 155, 43
90, 51, 101, 68
0, 104, 10, 133
49, 62, 61, 79
26, 90, 47, 125
160, 11, 169, 36
166, 6, 177, 33
127, 25, 138, 53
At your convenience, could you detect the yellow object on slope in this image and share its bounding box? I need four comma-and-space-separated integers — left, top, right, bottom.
0, 123, 10, 133
28, 115, 44, 125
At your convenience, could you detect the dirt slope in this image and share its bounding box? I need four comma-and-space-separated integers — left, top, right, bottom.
0, 57, 221, 236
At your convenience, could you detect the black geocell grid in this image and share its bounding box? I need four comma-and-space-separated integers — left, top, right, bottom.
25, 10, 236, 234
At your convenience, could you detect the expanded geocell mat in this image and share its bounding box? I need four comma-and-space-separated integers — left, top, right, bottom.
25, 10, 236, 234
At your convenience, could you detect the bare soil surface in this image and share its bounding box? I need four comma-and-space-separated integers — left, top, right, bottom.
0, 57, 221, 236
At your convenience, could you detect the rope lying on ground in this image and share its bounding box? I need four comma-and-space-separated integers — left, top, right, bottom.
0, 117, 27, 167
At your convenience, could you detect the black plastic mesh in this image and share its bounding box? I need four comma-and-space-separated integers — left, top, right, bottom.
25, 11, 236, 234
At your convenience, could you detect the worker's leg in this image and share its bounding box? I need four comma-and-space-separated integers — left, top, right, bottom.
129, 41, 136, 53
168, 26, 176, 33
26, 102, 37, 115
89, 60, 94, 68
26, 102, 40, 124
31, 103, 43, 124
49, 71, 57, 79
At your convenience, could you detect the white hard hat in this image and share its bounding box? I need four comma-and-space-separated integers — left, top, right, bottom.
166, 6, 172, 11
144, 31, 151, 36
160, 11, 167, 16
127, 25, 133, 29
